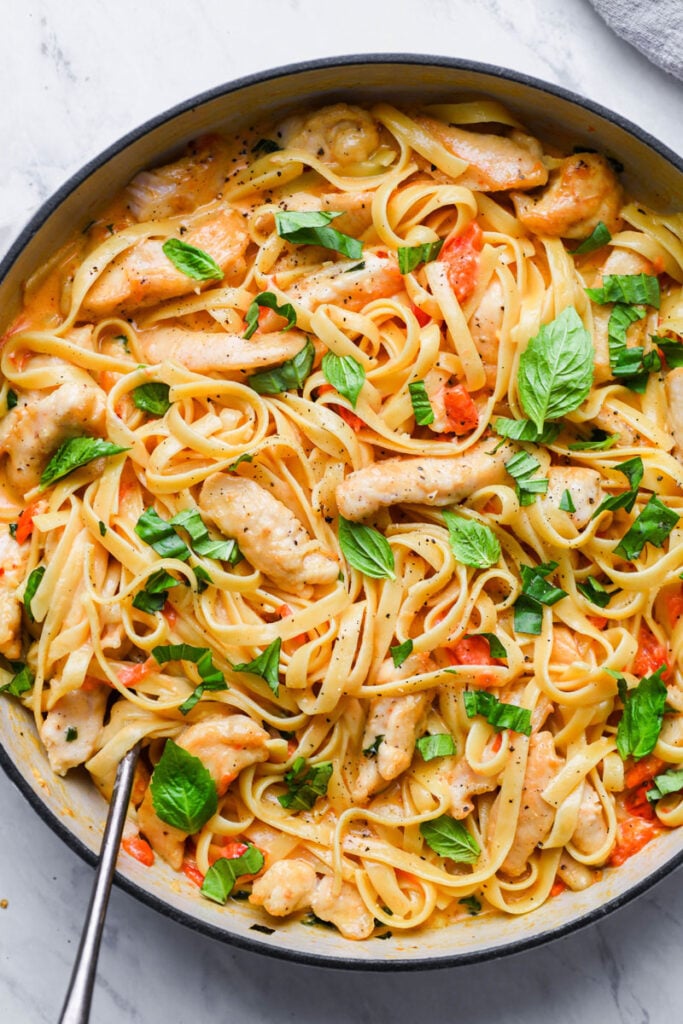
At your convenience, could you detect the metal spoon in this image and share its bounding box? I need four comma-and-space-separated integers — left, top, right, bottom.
58, 742, 141, 1024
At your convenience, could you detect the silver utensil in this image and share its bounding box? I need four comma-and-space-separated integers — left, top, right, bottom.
58, 742, 141, 1024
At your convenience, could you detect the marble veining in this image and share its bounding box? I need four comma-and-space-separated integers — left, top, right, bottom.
1, 1, 682, 1021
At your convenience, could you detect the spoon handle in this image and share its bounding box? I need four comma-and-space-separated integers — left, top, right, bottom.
58, 742, 141, 1024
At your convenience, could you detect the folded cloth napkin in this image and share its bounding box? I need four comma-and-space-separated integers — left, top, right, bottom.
588, 0, 683, 80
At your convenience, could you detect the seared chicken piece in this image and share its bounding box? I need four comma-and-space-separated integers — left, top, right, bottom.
501, 731, 563, 877
176, 715, 270, 796
544, 467, 605, 528
0, 531, 30, 659
274, 253, 403, 313
571, 781, 608, 858
127, 135, 234, 221
138, 327, 309, 373
41, 687, 109, 775
250, 859, 318, 916
277, 104, 381, 168
510, 153, 622, 239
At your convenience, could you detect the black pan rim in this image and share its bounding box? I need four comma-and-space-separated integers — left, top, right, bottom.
2, 51, 683, 971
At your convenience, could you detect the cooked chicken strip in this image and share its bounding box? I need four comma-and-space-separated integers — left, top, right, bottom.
414, 115, 548, 192
544, 467, 605, 528
571, 781, 608, 858
0, 531, 29, 659
0, 381, 106, 494
41, 687, 108, 776
250, 859, 318, 917
510, 153, 623, 239
137, 327, 309, 373
277, 189, 375, 238
177, 715, 270, 796
127, 134, 234, 221
310, 876, 375, 940
83, 209, 249, 316
447, 758, 498, 819
335, 439, 513, 521
137, 786, 187, 870
274, 253, 403, 313
501, 731, 563, 877
200, 473, 339, 592
277, 104, 381, 168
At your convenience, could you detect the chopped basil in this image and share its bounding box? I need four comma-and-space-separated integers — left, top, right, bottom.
161, 238, 224, 281
171, 508, 240, 563
252, 138, 281, 155
135, 508, 192, 561
463, 690, 532, 735
606, 305, 660, 392
586, 274, 660, 308
647, 768, 683, 803
8, 523, 17, 538
0, 665, 33, 697
363, 734, 384, 758
493, 417, 561, 445
614, 494, 679, 561
458, 895, 482, 916
98, 521, 107, 537
616, 666, 668, 760
152, 643, 227, 713
232, 638, 282, 696
513, 595, 543, 635
193, 565, 213, 592
23, 566, 45, 622
65, 726, 78, 742
416, 733, 456, 761
397, 239, 444, 275
420, 814, 480, 864
135, 508, 239, 565
408, 380, 435, 425
227, 452, 254, 472
40, 437, 129, 488
343, 261, 366, 273
132, 569, 181, 614
466, 633, 507, 660
247, 339, 315, 395
656, 337, 683, 368
513, 561, 566, 635
569, 430, 620, 451
571, 221, 612, 254
442, 511, 501, 569
200, 843, 265, 904
577, 576, 619, 608
322, 352, 366, 409
274, 210, 363, 259
6, 389, 17, 410
559, 490, 576, 512
277, 757, 333, 810
243, 291, 297, 340
338, 517, 395, 580
517, 307, 594, 433
150, 739, 218, 832
505, 450, 548, 506
592, 457, 643, 518
390, 639, 413, 668
133, 382, 171, 416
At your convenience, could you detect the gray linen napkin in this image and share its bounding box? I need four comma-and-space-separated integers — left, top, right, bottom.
589, 0, 683, 80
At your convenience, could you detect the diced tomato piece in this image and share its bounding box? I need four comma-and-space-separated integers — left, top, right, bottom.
442, 384, 479, 435
666, 588, 683, 626
15, 502, 40, 544
633, 626, 671, 681
587, 615, 608, 631
438, 222, 483, 303
334, 405, 365, 432
410, 302, 431, 327
624, 754, 666, 790
208, 839, 249, 866
287, 738, 298, 757
278, 603, 294, 619
490, 733, 503, 754
624, 783, 656, 820
181, 857, 205, 887
163, 602, 178, 628
117, 657, 156, 687
278, 603, 307, 646
122, 835, 155, 867
608, 816, 663, 867
549, 878, 567, 898
449, 636, 497, 666
81, 676, 103, 692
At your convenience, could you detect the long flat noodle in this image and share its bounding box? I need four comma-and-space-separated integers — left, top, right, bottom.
423, 100, 523, 128
373, 104, 470, 180
424, 260, 486, 390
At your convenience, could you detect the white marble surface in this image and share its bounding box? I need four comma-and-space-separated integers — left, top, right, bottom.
1, 2, 682, 1022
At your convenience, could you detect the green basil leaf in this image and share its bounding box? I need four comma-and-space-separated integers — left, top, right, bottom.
363, 734, 384, 758
193, 565, 213, 592
465, 633, 507, 660
274, 211, 363, 259
338, 517, 395, 580
252, 138, 281, 155
458, 895, 482, 915
247, 339, 315, 395
513, 594, 544, 635
577, 576, 619, 608
322, 352, 366, 409
227, 452, 254, 472
616, 667, 668, 760
592, 456, 644, 518
571, 221, 612, 255
98, 521, 107, 537
420, 814, 480, 863
200, 843, 265, 904
397, 239, 444, 275
23, 566, 45, 622
170, 508, 239, 563
135, 508, 192, 561
133, 382, 171, 417
152, 643, 225, 689
505, 450, 548, 506
520, 563, 567, 606
442, 511, 501, 569
0, 665, 34, 697
569, 431, 620, 451
132, 569, 181, 614
408, 380, 435, 425
6, 389, 17, 411
162, 238, 224, 282
65, 726, 78, 742
390, 639, 414, 668
614, 494, 679, 561
656, 337, 683, 368
8, 523, 17, 538
40, 437, 129, 488
559, 489, 576, 512
586, 274, 660, 308
150, 739, 218, 832
463, 690, 532, 736
243, 291, 297, 340
277, 756, 333, 810
517, 307, 594, 432
647, 768, 683, 803
416, 733, 456, 761
232, 638, 282, 695
493, 417, 561, 445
